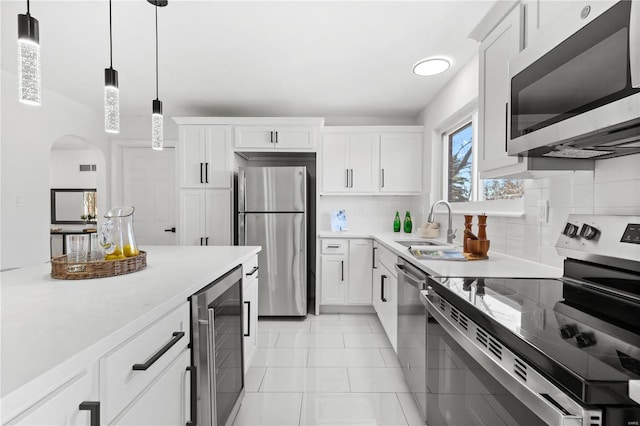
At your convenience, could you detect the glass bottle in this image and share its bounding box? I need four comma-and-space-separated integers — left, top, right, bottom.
393, 211, 401, 232
404, 211, 413, 233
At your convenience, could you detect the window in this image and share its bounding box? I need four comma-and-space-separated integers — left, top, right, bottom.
444, 116, 524, 203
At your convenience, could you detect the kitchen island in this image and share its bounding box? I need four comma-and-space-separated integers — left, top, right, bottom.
1, 245, 260, 424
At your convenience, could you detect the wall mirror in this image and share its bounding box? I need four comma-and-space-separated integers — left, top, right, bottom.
51, 188, 98, 224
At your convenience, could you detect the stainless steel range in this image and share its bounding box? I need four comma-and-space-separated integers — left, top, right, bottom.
423, 214, 640, 426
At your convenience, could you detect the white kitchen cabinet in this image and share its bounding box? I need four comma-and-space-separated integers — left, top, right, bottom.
179, 189, 231, 246
235, 125, 316, 151
524, 0, 584, 47
379, 132, 422, 193
5, 366, 99, 426
477, 4, 524, 178
243, 255, 259, 374
373, 244, 398, 351
179, 125, 232, 188
113, 349, 191, 426
320, 239, 372, 305
321, 133, 378, 193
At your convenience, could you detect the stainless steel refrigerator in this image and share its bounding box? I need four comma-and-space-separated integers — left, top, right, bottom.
238, 166, 307, 317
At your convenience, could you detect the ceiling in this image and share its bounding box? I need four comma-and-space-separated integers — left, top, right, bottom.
1, 1, 495, 125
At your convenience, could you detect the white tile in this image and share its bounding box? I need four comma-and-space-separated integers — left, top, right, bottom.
258, 319, 311, 332
339, 313, 379, 323
232, 392, 302, 426
257, 332, 279, 348
307, 314, 341, 322
275, 332, 344, 348
252, 348, 308, 367
595, 155, 640, 182
309, 321, 372, 333
397, 393, 426, 426
595, 180, 640, 209
245, 367, 266, 392
348, 367, 410, 392
343, 333, 392, 348
260, 367, 350, 393
301, 393, 408, 426
368, 320, 385, 333
307, 348, 386, 367
379, 348, 401, 367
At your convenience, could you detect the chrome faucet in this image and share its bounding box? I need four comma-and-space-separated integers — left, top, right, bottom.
427, 200, 457, 244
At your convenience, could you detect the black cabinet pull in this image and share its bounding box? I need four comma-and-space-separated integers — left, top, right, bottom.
505, 102, 509, 153
200, 237, 204, 246
270, 131, 274, 143
164, 227, 176, 233
381, 275, 387, 302
327, 244, 340, 249
345, 169, 349, 188
79, 401, 100, 426
244, 301, 251, 337
205, 237, 209, 246
132, 331, 185, 371
186, 366, 197, 426
372, 247, 377, 269
275, 131, 278, 143
381, 169, 385, 188
246, 266, 259, 276
341, 260, 344, 281
205, 162, 209, 184
200, 162, 204, 184
350, 169, 353, 188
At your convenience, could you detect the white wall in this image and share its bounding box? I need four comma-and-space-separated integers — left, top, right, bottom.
49, 149, 99, 189
419, 55, 640, 269
1, 70, 109, 268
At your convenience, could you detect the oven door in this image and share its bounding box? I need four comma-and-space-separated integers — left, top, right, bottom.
423, 286, 597, 426
508, 0, 640, 157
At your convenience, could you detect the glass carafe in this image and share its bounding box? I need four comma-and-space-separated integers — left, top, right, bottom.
100, 206, 139, 259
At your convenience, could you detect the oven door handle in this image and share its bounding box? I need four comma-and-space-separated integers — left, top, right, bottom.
207, 307, 218, 424
424, 294, 584, 426
395, 264, 426, 289
630, 0, 640, 88
630, 380, 640, 405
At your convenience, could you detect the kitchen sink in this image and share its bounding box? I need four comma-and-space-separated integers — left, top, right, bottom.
394, 239, 454, 249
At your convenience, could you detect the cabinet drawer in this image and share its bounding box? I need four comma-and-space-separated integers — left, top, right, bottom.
321, 239, 347, 254
378, 245, 397, 278
100, 303, 190, 423
242, 255, 259, 286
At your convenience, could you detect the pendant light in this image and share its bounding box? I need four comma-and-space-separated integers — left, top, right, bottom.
104, 0, 120, 133
149, 0, 168, 151
17, 0, 41, 105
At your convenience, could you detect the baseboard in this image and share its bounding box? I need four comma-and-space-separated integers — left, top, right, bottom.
319, 305, 375, 314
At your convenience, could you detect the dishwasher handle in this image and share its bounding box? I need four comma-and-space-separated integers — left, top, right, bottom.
395, 263, 427, 290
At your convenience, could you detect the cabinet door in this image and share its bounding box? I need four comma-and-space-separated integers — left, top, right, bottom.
179, 190, 207, 245
243, 277, 258, 374
235, 126, 276, 150
379, 133, 422, 193
321, 134, 350, 193
9, 369, 96, 426
179, 126, 207, 188
273, 127, 315, 150
478, 5, 523, 176
372, 263, 382, 315
114, 349, 191, 426
347, 239, 372, 304
377, 264, 398, 352
204, 189, 232, 246
204, 126, 232, 188
348, 134, 378, 193
320, 255, 347, 304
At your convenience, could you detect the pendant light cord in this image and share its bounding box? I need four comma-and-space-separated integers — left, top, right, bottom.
26, 0, 30, 14
109, 0, 113, 68
155, 3, 159, 100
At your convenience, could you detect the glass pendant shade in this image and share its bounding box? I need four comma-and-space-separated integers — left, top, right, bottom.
152, 99, 163, 150
17, 13, 41, 105
104, 68, 120, 133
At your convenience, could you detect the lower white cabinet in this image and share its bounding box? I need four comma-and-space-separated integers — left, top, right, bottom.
243, 255, 259, 374
114, 349, 191, 426
320, 239, 372, 305
372, 245, 398, 351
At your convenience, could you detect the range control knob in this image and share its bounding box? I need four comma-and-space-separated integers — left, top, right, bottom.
579, 224, 600, 240
562, 223, 580, 238
575, 333, 596, 348
559, 325, 577, 339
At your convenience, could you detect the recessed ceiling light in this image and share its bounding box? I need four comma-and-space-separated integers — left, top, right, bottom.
412, 58, 451, 76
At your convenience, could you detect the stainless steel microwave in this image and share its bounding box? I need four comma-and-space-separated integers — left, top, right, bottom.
508, 0, 640, 159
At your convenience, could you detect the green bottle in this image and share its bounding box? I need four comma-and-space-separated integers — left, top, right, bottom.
404, 211, 413, 233
393, 211, 401, 232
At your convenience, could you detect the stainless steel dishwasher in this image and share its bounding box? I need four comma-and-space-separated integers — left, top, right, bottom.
395, 257, 428, 421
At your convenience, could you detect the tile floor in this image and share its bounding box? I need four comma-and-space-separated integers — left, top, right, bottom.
231, 313, 424, 426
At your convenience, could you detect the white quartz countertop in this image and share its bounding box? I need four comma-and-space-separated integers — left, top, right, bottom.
1, 245, 260, 399
318, 231, 562, 278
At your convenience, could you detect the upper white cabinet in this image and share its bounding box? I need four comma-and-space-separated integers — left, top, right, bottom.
178, 125, 232, 188
477, 4, 524, 178
523, 0, 585, 47
379, 133, 422, 193
235, 126, 316, 151
322, 133, 378, 193
321, 127, 423, 195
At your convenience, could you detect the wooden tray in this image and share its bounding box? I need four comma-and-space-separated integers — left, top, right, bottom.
51, 251, 147, 280
463, 252, 489, 261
